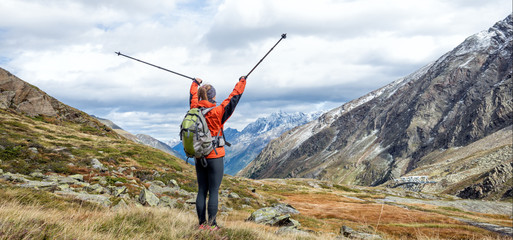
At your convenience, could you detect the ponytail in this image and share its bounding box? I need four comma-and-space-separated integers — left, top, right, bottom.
198, 85, 211, 101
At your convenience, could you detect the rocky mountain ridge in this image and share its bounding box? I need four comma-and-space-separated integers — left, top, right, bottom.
239, 15, 513, 201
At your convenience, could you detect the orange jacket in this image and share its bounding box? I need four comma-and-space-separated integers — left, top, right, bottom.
189, 78, 246, 159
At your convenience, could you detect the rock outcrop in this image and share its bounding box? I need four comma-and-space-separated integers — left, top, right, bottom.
457, 162, 513, 200
0, 68, 112, 133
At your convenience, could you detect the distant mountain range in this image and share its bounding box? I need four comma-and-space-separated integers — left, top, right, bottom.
171, 111, 321, 174
223, 111, 321, 175
239, 15, 513, 201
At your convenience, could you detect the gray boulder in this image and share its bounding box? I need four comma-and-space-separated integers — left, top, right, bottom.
1, 172, 28, 183
44, 174, 60, 182
57, 184, 72, 192
91, 158, 107, 171
228, 192, 240, 199
55, 191, 111, 207
247, 204, 301, 228
68, 174, 84, 182
58, 176, 79, 185
169, 179, 179, 187
20, 180, 58, 191
139, 188, 159, 207
30, 171, 45, 178
341, 225, 355, 237
85, 184, 106, 194
112, 186, 127, 197
148, 183, 183, 196
339, 225, 383, 240
148, 183, 165, 194
158, 196, 177, 208
273, 203, 300, 215
152, 180, 165, 187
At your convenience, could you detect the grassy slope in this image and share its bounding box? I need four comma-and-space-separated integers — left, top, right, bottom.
0, 109, 511, 239
0, 108, 192, 180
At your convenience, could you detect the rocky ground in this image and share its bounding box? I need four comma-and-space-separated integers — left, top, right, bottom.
0, 160, 313, 238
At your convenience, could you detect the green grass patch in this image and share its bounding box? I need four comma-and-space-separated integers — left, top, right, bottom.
0, 145, 24, 160
79, 125, 102, 135
97, 147, 119, 154
3, 120, 31, 131
30, 115, 46, 122
62, 135, 93, 141
43, 134, 57, 140
180, 182, 198, 193
105, 176, 127, 185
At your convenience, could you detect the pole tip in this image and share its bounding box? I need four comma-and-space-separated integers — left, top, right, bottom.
115, 51, 121, 56
281, 33, 287, 39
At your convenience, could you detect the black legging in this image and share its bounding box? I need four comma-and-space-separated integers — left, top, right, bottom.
195, 157, 224, 226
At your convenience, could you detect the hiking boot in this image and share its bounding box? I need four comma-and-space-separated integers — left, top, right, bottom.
199, 224, 208, 230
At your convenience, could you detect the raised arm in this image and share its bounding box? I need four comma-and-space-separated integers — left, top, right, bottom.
189, 78, 202, 108
219, 76, 247, 124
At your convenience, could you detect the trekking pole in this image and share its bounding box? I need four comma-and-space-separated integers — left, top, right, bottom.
115, 52, 195, 81
246, 33, 287, 79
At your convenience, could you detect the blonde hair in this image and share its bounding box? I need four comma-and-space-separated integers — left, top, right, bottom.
198, 84, 212, 101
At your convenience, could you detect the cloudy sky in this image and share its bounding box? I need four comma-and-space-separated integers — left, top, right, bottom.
0, 0, 510, 143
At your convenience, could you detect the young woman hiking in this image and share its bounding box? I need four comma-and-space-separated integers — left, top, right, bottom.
189, 76, 246, 230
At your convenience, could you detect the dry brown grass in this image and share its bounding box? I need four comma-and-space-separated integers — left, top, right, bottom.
0, 187, 336, 240
279, 192, 510, 239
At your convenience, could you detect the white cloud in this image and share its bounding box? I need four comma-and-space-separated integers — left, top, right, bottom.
0, 0, 511, 142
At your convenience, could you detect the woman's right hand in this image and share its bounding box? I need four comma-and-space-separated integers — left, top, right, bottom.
194, 78, 203, 85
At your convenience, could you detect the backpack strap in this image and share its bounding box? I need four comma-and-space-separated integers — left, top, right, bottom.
212, 128, 231, 148
220, 128, 231, 147
200, 107, 215, 115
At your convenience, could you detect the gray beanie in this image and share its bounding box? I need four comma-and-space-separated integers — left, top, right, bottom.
207, 86, 216, 103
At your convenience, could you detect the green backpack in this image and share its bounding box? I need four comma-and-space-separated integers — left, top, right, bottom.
180, 107, 215, 162
180, 107, 230, 166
